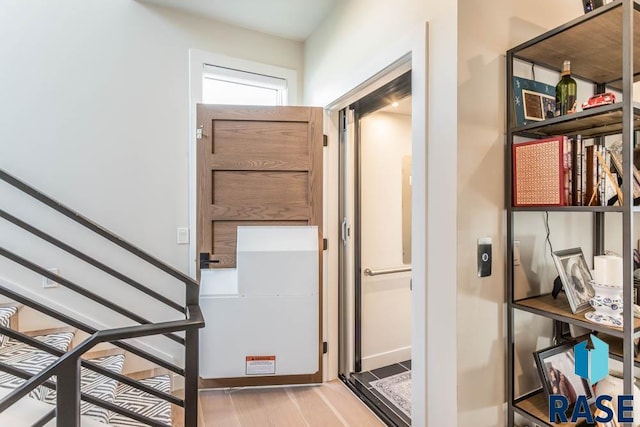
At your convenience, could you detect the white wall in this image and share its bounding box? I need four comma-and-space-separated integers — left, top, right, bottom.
360, 111, 412, 371
457, 1, 584, 426
305, 1, 458, 425
0, 0, 303, 360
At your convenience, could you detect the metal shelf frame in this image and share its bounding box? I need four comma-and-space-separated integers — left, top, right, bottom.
506, 1, 637, 426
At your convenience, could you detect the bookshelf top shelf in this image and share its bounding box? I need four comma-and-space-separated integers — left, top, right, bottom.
509, 1, 640, 88
511, 102, 640, 138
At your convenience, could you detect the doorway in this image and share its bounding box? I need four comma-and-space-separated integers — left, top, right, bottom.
339, 71, 412, 426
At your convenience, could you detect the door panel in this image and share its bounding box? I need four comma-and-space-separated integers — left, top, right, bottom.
197, 105, 323, 270
213, 171, 309, 206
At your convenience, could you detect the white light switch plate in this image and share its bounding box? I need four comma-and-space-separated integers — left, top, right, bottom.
177, 227, 189, 244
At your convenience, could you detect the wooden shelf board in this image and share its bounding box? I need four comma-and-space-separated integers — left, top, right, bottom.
511, 103, 640, 138
513, 293, 640, 338
511, 206, 624, 212
510, 2, 640, 87
514, 390, 582, 427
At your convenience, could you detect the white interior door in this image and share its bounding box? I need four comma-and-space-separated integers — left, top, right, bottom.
360, 102, 412, 372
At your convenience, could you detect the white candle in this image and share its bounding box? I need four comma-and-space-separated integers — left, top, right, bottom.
593, 255, 623, 287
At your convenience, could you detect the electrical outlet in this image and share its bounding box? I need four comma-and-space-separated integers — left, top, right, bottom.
42, 268, 60, 288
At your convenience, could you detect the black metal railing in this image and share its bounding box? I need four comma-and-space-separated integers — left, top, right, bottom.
0, 168, 204, 426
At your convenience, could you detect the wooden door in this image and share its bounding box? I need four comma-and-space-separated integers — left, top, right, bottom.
196, 105, 323, 270
196, 105, 323, 387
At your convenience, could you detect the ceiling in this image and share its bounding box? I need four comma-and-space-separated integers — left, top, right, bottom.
140, 0, 339, 41
378, 96, 412, 116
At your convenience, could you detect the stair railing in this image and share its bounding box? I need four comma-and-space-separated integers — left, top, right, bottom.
0, 168, 204, 426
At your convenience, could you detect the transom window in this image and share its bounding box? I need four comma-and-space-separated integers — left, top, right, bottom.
202, 65, 288, 106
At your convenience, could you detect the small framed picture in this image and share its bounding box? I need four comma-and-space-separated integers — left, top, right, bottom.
523, 89, 556, 121
534, 340, 595, 421
552, 248, 595, 313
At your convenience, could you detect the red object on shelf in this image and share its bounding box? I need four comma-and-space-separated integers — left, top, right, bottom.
513, 136, 566, 207
581, 92, 616, 110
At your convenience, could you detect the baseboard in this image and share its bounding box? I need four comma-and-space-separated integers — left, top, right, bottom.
361, 346, 412, 372
0, 276, 178, 366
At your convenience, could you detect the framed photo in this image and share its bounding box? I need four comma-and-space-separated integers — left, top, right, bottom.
512, 76, 556, 127
595, 398, 619, 427
552, 248, 595, 313
523, 89, 556, 121
534, 340, 595, 421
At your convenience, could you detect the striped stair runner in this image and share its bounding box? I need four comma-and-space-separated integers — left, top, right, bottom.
0, 331, 75, 401
43, 353, 126, 424
108, 375, 172, 426
0, 305, 175, 426
0, 305, 18, 347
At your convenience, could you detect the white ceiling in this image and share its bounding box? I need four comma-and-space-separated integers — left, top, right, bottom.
378, 96, 412, 116
140, 0, 339, 41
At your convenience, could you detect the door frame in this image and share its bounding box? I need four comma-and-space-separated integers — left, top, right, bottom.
328, 55, 412, 380
331, 58, 413, 427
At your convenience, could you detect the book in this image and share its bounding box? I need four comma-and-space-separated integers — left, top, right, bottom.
513, 136, 566, 206
608, 150, 640, 200
572, 136, 583, 206
585, 145, 596, 206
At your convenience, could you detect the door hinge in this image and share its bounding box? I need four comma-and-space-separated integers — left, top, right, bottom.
323, 134, 328, 147
323, 239, 328, 250
323, 341, 328, 354
196, 126, 203, 140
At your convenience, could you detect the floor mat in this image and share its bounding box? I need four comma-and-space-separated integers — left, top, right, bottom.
370, 370, 412, 418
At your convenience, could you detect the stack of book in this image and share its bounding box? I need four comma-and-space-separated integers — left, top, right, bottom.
513, 136, 639, 207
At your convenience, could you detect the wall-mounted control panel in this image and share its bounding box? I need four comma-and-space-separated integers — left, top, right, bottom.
477, 237, 492, 278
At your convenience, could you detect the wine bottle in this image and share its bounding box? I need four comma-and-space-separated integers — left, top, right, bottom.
555, 60, 577, 116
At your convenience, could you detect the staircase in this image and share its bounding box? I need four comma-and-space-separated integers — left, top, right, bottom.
0, 306, 174, 425
0, 169, 204, 426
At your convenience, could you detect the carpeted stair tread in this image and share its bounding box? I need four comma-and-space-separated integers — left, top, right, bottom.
0, 331, 75, 401
0, 305, 18, 347
108, 375, 171, 426
43, 353, 125, 424
0, 385, 109, 427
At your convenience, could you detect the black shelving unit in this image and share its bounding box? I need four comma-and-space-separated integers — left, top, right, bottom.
506, 1, 640, 426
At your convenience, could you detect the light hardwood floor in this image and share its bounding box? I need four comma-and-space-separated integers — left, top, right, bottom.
188, 380, 384, 427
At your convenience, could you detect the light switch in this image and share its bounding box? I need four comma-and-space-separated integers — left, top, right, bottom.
477, 237, 492, 277
177, 227, 189, 245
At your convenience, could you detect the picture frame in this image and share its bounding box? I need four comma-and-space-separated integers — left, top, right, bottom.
552, 248, 595, 313
522, 89, 556, 122
534, 340, 595, 421
512, 76, 556, 127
